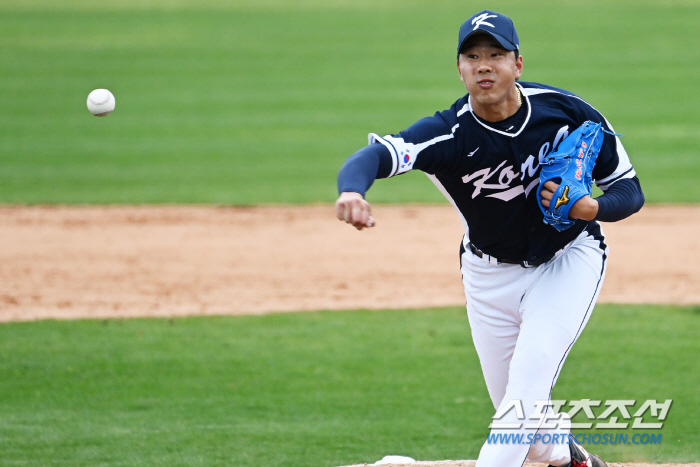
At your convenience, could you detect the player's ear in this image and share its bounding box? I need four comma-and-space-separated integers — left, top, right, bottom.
456, 59, 463, 80
515, 54, 523, 79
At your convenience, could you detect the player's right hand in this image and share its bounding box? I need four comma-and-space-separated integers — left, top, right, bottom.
335, 192, 375, 230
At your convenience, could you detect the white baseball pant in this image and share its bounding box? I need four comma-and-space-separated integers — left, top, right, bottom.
460, 229, 608, 467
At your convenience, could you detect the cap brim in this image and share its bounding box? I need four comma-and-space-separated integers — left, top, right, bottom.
458, 30, 517, 55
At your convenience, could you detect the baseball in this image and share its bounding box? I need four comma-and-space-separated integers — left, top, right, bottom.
86, 89, 115, 116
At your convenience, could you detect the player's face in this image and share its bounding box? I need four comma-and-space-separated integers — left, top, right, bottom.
457, 36, 523, 120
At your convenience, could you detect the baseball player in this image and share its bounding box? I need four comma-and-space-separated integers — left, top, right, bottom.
335, 10, 645, 467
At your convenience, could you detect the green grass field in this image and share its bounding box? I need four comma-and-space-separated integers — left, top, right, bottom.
1, 0, 699, 204
0, 305, 698, 467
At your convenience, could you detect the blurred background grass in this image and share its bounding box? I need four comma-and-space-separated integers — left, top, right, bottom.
1, 0, 698, 204
0, 305, 698, 466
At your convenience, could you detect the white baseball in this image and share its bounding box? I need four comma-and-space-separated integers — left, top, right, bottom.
87, 89, 115, 116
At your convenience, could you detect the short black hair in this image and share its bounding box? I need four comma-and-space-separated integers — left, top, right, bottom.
457, 47, 520, 63
457, 33, 520, 62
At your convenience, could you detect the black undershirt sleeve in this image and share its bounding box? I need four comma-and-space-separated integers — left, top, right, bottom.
337, 143, 644, 222
337, 143, 393, 196
594, 176, 645, 222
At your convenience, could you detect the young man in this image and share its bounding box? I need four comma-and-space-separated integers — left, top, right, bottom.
335, 9, 644, 467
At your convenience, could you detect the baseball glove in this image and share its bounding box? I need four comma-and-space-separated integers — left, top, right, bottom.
536, 121, 611, 231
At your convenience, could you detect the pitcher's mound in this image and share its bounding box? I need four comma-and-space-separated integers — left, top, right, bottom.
338, 462, 700, 467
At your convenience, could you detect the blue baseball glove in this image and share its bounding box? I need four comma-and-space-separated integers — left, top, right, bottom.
536, 121, 610, 231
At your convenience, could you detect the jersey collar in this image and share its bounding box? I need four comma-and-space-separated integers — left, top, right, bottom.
466, 82, 531, 138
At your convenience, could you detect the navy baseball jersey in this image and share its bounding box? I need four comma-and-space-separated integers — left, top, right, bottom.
368, 81, 636, 263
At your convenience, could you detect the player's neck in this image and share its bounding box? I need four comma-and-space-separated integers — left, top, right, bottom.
471, 86, 522, 123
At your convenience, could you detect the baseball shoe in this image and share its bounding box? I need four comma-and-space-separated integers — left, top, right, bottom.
550, 441, 608, 467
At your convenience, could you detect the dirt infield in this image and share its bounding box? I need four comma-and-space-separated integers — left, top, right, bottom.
0, 205, 698, 322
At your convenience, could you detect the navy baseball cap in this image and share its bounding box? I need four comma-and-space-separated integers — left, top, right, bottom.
457, 10, 519, 56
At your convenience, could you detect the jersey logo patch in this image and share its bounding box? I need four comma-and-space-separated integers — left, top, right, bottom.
555, 185, 571, 209
462, 160, 523, 201
467, 147, 480, 157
